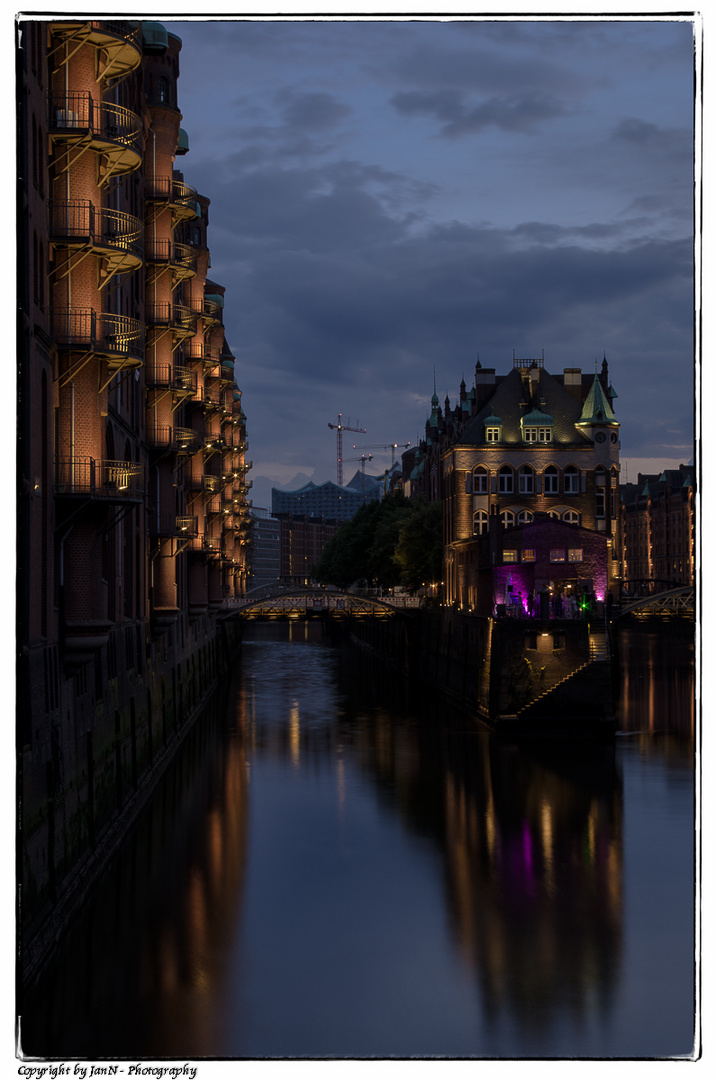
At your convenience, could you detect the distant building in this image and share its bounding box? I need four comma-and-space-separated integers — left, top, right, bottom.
277, 516, 342, 585
620, 464, 695, 589
271, 475, 380, 521
248, 508, 280, 590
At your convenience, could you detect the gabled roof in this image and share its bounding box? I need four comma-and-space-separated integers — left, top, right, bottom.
455, 366, 588, 447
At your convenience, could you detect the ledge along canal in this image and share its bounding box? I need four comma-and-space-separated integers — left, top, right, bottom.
21, 621, 696, 1059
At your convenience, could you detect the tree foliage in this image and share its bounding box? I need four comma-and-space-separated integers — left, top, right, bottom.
313, 495, 442, 591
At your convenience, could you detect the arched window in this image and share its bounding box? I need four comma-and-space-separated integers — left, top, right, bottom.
498, 465, 513, 494
472, 466, 488, 494
500, 509, 515, 528
473, 510, 488, 535
564, 465, 579, 494
158, 76, 169, 103
544, 466, 559, 495
518, 465, 534, 494
517, 510, 533, 524
563, 510, 580, 525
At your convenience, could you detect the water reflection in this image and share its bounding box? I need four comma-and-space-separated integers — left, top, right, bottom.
21, 622, 695, 1059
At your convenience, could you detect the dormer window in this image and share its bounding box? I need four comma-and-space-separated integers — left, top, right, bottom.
521, 408, 553, 443
483, 412, 502, 443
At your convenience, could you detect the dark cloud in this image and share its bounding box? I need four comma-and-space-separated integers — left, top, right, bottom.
274, 88, 353, 131
165, 19, 695, 484
391, 89, 565, 136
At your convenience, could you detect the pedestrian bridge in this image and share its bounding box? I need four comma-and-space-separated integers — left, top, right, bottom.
224, 587, 415, 621
616, 587, 695, 621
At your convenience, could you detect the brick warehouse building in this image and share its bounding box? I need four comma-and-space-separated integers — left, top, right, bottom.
407, 356, 621, 609
619, 464, 695, 589
18, 20, 252, 976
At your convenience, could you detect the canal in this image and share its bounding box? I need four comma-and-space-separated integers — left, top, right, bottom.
21, 623, 696, 1060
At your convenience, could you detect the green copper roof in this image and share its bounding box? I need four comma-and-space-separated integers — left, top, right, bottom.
521, 408, 553, 426
143, 22, 168, 51
176, 129, 190, 155
577, 375, 617, 426
484, 412, 502, 425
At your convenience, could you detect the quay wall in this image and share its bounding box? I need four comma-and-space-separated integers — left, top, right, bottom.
20, 611, 242, 987
350, 608, 608, 729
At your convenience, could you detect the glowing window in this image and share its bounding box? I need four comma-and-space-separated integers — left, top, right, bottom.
486, 427, 501, 443
568, 549, 583, 562
521, 549, 536, 562
473, 510, 488, 535
550, 549, 566, 563
503, 550, 518, 563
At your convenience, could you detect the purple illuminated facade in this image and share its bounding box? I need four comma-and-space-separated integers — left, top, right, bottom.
454, 515, 609, 617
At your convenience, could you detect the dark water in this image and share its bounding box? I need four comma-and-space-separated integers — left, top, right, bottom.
21, 624, 696, 1060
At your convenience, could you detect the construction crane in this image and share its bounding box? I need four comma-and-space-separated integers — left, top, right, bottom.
343, 454, 373, 493
353, 442, 411, 469
328, 414, 366, 486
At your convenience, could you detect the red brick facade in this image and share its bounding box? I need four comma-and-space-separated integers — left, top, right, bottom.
19, 20, 250, 970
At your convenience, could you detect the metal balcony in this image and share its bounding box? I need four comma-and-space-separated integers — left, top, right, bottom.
48, 201, 143, 279
148, 514, 199, 539
145, 176, 199, 222
180, 342, 219, 366
202, 297, 223, 325
51, 308, 144, 369
144, 238, 197, 281
49, 21, 142, 84
49, 94, 142, 182
145, 302, 197, 339
55, 458, 144, 500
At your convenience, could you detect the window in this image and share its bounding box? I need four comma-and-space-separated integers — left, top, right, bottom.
486, 427, 500, 443
562, 510, 580, 525
473, 510, 488, 535
523, 426, 552, 443
498, 466, 513, 494
595, 491, 606, 518
544, 466, 559, 494
518, 466, 534, 494
158, 76, 170, 103
521, 549, 536, 562
568, 549, 583, 562
550, 549, 566, 563
564, 466, 579, 494
472, 467, 488, 494
517, 510, 533, 524
500, 509, 515, 528
503, 550, 518, 563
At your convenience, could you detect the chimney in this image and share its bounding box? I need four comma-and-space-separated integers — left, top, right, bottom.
563, 367, 583, 404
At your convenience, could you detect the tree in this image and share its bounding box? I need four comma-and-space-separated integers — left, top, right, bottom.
313, 494, 442, 592
394, 499, 443, 592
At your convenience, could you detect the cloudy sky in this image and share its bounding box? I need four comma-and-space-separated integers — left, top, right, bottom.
163, 14, 696, 508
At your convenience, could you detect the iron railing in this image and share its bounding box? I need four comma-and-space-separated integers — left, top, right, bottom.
148, 514, 198, 538
48, 201, 143, 262
55, 458, 144, 499
50, 308, 144, 361
49, 93, 142, 156
145, 175, 198, 213
144, 238, 197, 275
